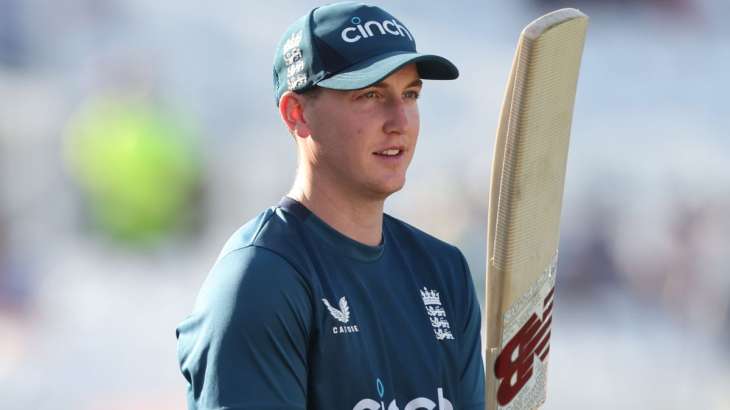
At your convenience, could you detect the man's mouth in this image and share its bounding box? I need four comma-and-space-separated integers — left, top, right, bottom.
373, 147, 404, 157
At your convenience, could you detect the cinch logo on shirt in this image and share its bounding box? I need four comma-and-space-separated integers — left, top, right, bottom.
322, 296, 360, 334
340, 16, 414, 43
353, 378, 453, 410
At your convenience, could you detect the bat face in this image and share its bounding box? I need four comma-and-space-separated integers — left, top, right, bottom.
493, 257, 556, 408
484, 8, 588, 410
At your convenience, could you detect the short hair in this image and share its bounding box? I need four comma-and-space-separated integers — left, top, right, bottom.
295, 85, 323, 102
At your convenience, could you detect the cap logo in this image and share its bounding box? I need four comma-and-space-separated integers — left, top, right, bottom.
340, 17, 413, 43
282, 30, 307, 90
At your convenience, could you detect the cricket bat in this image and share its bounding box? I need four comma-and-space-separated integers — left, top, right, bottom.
484, 8, 588, 410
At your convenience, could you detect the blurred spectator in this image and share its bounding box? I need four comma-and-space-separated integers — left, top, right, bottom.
0, 222, 31, 314
665, 198, 730, 337
0, 219, 32, 384
561, 199, 622, 299
0, 0, 28, 68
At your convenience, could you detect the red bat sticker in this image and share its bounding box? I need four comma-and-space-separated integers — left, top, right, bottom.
494, 286, 555, 406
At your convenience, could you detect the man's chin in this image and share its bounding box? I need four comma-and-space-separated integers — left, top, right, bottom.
365, 179, 406, 201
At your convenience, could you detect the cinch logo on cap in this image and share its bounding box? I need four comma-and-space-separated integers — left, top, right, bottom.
273, 2, 458, 105
340, 16, 414, 43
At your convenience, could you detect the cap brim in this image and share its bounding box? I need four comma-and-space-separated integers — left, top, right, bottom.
316, 51, 458, 90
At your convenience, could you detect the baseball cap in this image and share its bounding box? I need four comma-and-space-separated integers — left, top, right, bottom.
273, 2, 459, 105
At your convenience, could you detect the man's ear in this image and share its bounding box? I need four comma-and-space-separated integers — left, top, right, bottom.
279, 91, 312, 139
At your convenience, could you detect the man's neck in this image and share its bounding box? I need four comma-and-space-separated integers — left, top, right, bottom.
288, 175, 385, 247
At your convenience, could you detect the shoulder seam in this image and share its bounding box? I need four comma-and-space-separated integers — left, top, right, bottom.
219, 244, 307, 282
217, 208, 277, 261
249, 245, 307, 282
213, 245, 316, 317
251, 207, 277, 244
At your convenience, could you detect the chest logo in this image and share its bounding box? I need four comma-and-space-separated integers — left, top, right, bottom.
323, 296, 360, 334
322, 296, 351, 323
420, 287, 455, 341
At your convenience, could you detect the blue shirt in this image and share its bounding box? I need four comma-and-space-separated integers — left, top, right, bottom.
176, 197, 485, 409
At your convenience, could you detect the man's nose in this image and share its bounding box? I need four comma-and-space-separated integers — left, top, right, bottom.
383, 99, 411, 135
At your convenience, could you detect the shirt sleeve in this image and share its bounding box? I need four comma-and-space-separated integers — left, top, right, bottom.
456, 249, 486, 409
176, 246, 312, 410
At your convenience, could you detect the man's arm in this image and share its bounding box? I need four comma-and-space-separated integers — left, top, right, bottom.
457, 249, 486, 410
176, 246, 312, 410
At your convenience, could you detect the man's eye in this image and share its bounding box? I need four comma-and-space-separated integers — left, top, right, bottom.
404, 90, 420, 99
362, 91, 379, 99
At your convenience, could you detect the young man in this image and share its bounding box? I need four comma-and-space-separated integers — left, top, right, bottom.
176, 3, 485, 409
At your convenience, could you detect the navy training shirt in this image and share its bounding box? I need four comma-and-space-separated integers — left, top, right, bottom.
176, 197, 485, 410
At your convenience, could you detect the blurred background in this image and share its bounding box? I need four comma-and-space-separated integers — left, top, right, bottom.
1, 0, 728, 409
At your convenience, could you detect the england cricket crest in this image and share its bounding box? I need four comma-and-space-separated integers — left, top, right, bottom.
420, 287, 455, 341
493, 255, 557, 409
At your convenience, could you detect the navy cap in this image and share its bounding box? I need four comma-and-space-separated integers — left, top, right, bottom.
273, 2, 459, 105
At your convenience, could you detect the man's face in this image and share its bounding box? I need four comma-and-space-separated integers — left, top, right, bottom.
301, 64, 422, 200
